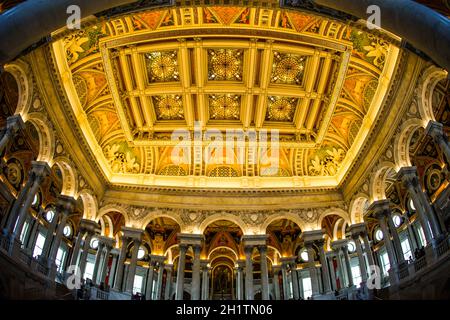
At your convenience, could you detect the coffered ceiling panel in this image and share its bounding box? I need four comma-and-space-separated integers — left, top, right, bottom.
52, 6, 400, 189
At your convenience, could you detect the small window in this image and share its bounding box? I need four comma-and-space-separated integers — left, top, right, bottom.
401, 238, 412, 261
33, 232, 46, 258
347, 241, 356, 253
90, 238, 99, 249
380, 250, 391, 275
392, 215, 402, 228
84, 261, 95, 280
133, 275, 144, 294
45, 210, 55, 223
63, 225, 72, 237
32, 194, 39, 207
302, 277, 312, 299
375, 228, 383, 241
300, 249, 308, 262
409, 199, 416, 211
137, 247, 146, 260
20, 221, 30, 246
55, 247, 67, 273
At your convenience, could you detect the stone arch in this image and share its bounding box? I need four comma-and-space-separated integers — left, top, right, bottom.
3, 60, 33, 118
139, 210, 184, 232
208, 246, 239, 261
53, 156, 78, 198
26, 112, 55, 164
317, 208, 351, 230
261, 212, 306, 234
417, 65, 448, 122
97, 204, 130, 228
198, 213, 247, 234
369, 162, 397, 202
333, 218, 345, 240
349, 193, 370, 224
79, 189, 98, 221
267, 245, 282, 265
394, 118, 425, 168
99, 214, 114, 238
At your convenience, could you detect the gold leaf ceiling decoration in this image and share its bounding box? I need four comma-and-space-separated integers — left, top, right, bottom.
52, 6, 400, 189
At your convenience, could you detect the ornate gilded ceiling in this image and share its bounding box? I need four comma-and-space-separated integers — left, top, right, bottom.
52, 6, 400, 189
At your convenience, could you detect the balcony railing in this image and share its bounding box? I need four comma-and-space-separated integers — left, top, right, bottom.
413, 255, 427, 273
435, 238, 449, 258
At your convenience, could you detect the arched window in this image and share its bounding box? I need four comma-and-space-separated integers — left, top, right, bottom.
392, 214, 402, 228
137, 247, 146, 260
347, 241, 356, 253
63, 224, 72, 237
299, 248, 308, 262
90, 238, 99, 249
45, 210, 55, 223
374, 228, 383, 242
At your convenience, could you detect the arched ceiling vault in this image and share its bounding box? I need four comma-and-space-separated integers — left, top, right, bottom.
48, 4, 401, 191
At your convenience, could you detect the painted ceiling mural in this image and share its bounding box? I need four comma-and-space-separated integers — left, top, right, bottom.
53, 6, 400, 188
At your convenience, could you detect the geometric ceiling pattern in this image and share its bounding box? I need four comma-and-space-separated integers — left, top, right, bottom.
53, 6, 400, 189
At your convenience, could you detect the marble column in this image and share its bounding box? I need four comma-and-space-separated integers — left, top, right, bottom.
398, 167, 441, 241
47, 196, 74, 269
333, 248, 345, 288
341, 244, 354, 287
79, 231, 94, 279
100, 243, 113, 284
258, 245, 270, 300
6, 161, 50, 238
305, 242, 320, 296
92, 242, 105, 285
326, 253, 337, 291
40, 208, 60, 261
426, 121, 450, 166
272, 265, 281, 300
361, 231, 375, 269
175, 243, 187, 300
113, 236, 130, 291
352, 235, 368, 282
155, 260, 165, 300
316, 239, 332, 294
126, 238, 142, 293
0, 115, 24, 155
108, 251, 119, 287
280, 261, 289, 299
191, 244, 202, 300
201, 261, 209, 300
372, 202, 398, 268
145, 259, 155, 300
386, 211, 406, 264
289, 259, 300, 299
164, 264, 173, 300
244, 246, 254, 300
235, 261, 244, 300
69, 230, 84, 269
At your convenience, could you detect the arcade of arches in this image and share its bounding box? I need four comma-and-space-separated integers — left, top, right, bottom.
0, 0, 449, 300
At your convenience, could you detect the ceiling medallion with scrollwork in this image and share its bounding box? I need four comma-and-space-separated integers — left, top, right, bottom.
146, 51, 179, 82
153, 95, 184, 120
209, 94, 241, 120
266, 96, 298, 121
208, 49, 243, 81
271, 52, 306, 85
